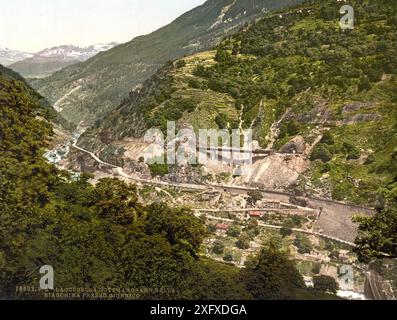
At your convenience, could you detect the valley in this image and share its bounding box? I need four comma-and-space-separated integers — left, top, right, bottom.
31, 0, 305, 125
1, 0, 396, 302
38, 0, 397, 300
44, 125, 381, 299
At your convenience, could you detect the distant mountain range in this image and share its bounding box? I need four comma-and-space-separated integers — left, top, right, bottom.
0, 46, 33, 66
32, 0, 303, 126
8, 43, 118, 78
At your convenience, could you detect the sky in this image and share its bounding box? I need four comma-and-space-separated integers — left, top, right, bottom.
0, 0, 206, 53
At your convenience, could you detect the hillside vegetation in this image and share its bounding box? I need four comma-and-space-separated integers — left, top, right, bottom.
0, 64, 72, 130
1, 64, 334, 300
80, 0, 397, 206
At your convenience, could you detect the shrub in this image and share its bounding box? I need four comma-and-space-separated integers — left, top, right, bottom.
280, 227, 293, 238
312, 263, 321, 275
223, 253, 234, 262
227, 225, 241, 238
176, 60, 186, 68
313, 275, 338, 294
310, 144, 333, 163
148, 163, 169, 177
294, 234, 313, 254
213, 241, 225, 255
236, 235, 251, 250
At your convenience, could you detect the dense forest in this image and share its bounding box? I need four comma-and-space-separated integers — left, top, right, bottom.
0, 67, 339, 299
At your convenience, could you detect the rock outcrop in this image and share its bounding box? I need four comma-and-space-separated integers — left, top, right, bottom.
279, 136, 306, 154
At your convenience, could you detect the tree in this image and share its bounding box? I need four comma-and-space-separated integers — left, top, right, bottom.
227, 225, 241, 238
89, 178, 139, 224
240, 244, 304, 300
215, 49, 231, 62
223, 253, 234, 262
358, 76, 371, 91
236, 235, 251, 250
176, 60, 186, 68
181, 259, 250, 299
313, 275, 338, 294
279, 120, 301, 139
286, 120, 301, 136
366, 67, 383, 82
312, 263, 321, 275
232, 44, 240, 56
247, 191, 263, 206
207, 224, 217, 233
193, 65, 207, 77
294, 234, 313, 254
280, 227, 293, 238
213, 241, 225, 255
188, 78, 203, 89
346, 148, 361, 160
148, 163, 169, 177
215, 114, 228, 129
353, 199, 397, 262
342, 142, 360, 160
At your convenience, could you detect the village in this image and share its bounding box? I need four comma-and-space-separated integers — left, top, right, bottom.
136, 184, 368, 299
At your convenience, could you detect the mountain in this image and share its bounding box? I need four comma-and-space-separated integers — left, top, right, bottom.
32, 0, 304, 126
75, 0, 397, 207
0, 46, 33, 66
9, 43, 118, 79
1, 61, 319, 301
0, 64, 72, 130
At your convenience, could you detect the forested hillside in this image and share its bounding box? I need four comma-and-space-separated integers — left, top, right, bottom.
80, 0, 397, 207
0, 65, 332, 299
0, 64, 72, 130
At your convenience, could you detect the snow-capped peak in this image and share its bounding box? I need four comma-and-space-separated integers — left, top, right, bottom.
34, 43, 118, 61
0, 46, 33, 66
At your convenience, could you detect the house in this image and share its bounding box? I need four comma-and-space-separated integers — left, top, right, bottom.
248, 211, 264, 219
215, 223, 230, 234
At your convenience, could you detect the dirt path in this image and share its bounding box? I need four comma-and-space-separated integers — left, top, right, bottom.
53, 85, 82, 112
265, 108, 290, 150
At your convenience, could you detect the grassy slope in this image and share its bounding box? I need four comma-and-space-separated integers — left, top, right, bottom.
182, 0, 397, 205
